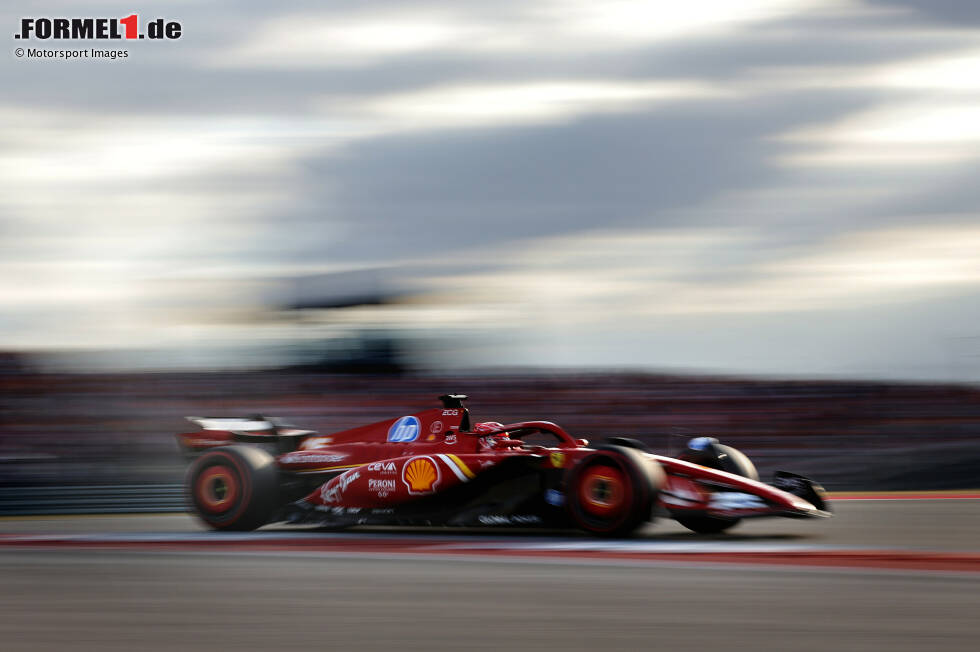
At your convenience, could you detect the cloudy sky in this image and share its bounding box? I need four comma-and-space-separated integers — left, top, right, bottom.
2, 0, 980, 380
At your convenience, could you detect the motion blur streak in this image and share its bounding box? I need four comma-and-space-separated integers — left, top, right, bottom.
4, 501, 979, 649
3, 1, 980, 380
4, 1, 980, 650
1, 551, 978, 652
2, 371, 979, 497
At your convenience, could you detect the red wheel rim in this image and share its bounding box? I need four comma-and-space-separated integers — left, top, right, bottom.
577, 464, 627, 517
196, 465, 240, 513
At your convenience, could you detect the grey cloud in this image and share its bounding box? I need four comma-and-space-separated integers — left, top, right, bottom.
285, 89, 878, 267
5, 0, 980, 378
3, 1, 974, 117
868, 1, 980, 26
871, 165, 980, 218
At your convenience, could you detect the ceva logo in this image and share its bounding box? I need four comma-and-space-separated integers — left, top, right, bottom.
387, 416, 420, 443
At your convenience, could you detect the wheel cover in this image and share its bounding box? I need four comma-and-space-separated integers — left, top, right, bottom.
577, 464, 627, 518
196, 465, 240, 514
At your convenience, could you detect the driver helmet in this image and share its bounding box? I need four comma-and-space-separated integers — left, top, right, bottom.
473, 421, 507, 450
472, 421, 505, 435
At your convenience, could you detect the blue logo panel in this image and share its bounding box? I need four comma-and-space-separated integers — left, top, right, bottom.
688, 436, 717, 451
387, 416, 421, 443
545, 489, 565, 507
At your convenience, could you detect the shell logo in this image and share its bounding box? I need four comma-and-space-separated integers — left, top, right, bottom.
403, 456, 440, 494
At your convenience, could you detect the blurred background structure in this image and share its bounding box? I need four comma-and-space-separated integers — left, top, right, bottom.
2, 369, 979, 513
3, 1, 980, 509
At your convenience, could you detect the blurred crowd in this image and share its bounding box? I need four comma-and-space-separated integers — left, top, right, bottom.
2, 366, 979, 490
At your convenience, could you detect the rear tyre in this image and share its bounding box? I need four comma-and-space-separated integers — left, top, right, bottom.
566, 445, 665, 537
187, 444, 280, 531
676, 442, 758, 534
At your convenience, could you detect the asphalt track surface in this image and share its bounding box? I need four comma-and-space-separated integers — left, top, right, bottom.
2, 499, 979, 651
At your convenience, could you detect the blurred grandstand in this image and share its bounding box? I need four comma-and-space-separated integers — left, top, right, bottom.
2, 362, 979, 514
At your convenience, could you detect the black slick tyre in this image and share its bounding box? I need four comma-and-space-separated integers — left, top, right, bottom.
186, 444, 280, 531
676, 442, 758, 535
673, 513, 741, 534
566, 445, 665, 537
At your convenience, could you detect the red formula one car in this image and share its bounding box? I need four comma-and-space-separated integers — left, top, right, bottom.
177, 395, 830, 536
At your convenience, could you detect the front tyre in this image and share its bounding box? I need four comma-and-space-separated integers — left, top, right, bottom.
566, 446, 665, 537
673, 513, 740, 534
675, 439, 758, 534
186, 444, 280, 531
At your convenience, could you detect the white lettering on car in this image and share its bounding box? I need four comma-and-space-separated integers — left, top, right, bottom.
478, 515, 542, 525
368, 478, 397, 496
320, 470, 360, 504
280, 452, 347, 465
708, 492, 766, 511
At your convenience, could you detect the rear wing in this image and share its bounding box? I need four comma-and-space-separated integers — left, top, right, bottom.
177, 416, 316, 456
187, 417, 275, 433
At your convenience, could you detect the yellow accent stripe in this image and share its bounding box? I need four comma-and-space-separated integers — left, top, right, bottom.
293, 464, 360, 474
446, 454, 476, 479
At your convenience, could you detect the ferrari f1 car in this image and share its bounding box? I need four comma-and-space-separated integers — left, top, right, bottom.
177, 395, 830, 536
